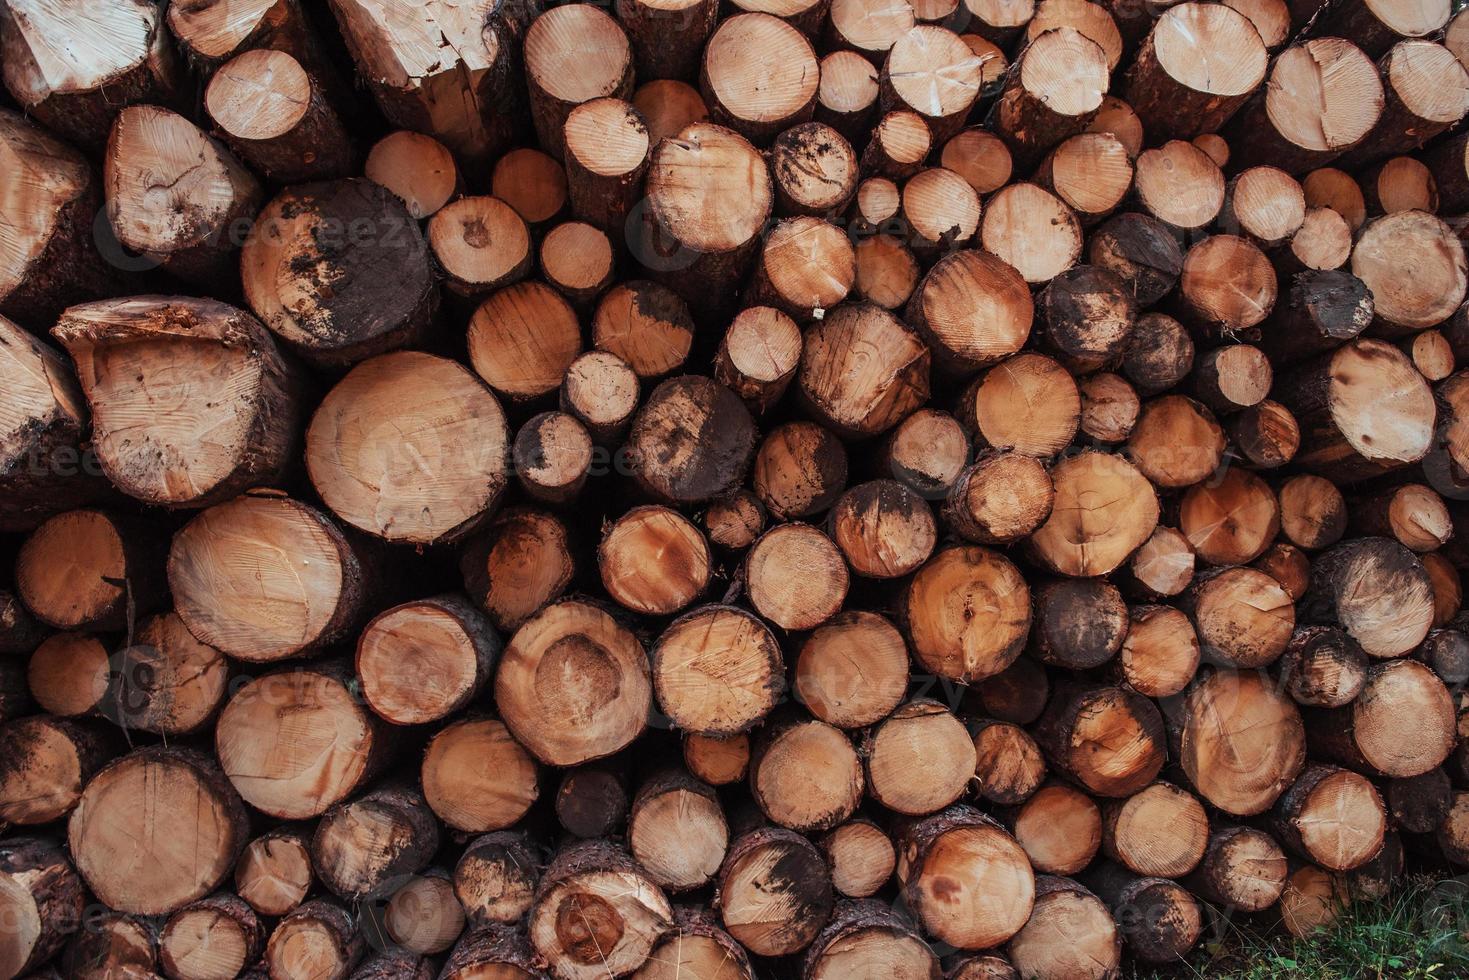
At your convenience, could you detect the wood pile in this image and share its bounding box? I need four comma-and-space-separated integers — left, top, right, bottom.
5, 0, 1469, 977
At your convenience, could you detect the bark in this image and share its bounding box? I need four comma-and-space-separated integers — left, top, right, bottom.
615, 0, 716, 80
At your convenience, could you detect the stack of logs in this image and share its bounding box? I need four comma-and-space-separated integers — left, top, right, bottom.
6, 0, 1469, 976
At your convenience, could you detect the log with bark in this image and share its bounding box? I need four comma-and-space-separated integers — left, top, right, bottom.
52, 296, 303, 510
897, 805, 1034, 951
242, 179, 436, 368
1123, 3, 1266, 142
103, 106, 263, 291
68, 747, 248, 916
952, 359, 1075, 460
215, 663, 387, 820
0, 112, 120, 327
263, 898, 364, 980
0, 716, 111, 828
236, 827, 314, 919
330, 0, 536, 169
1225, 38, 1385, 174
528, 839, 672, 978
205, 48, 358, 183
0, 837, 85, 979
0, 0, 187, 149
16, 509, 165, 632
158, 892, 264, 980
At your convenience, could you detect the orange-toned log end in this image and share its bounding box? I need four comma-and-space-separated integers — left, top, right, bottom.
903, 545, 1031, 684
898, 805, 1035, 950
528, 842, 673, 978
169, 494, 369, 664
69, 747, 248, 916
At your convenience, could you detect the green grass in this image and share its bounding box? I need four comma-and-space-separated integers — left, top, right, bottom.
1137, 876, 1469, 979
